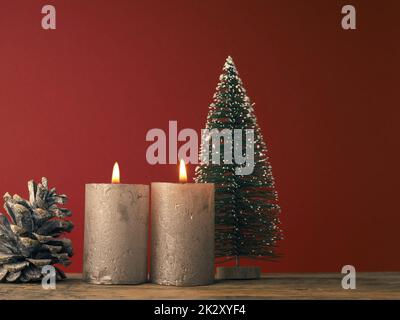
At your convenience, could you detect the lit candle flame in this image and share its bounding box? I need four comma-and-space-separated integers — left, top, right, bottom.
112, 162, 120, 183
179, 159, 187, 183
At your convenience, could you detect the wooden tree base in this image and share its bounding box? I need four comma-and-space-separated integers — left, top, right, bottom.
216, 266, 261, 280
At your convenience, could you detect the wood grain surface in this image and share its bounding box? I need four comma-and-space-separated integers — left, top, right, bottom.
0, 272, 399, 300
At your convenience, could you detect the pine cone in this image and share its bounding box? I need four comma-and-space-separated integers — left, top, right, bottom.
0, 177, 73, 282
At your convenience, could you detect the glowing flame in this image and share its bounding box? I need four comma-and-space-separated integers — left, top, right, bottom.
179, 159, 187, 183
112, 162, 120, 183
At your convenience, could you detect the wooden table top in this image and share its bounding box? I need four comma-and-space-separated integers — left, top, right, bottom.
0, 272, 399, 300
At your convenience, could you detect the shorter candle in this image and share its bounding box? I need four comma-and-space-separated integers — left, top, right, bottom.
151, 160, 215, 286
83, 162, 149, 284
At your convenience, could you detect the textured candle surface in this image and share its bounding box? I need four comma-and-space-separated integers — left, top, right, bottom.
151, 183, 215, 286
84, 184, 149, 284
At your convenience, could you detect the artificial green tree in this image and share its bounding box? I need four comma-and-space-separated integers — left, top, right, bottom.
195, 56, 282, 277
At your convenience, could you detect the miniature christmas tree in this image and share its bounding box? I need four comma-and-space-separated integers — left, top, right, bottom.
0, 177, 73, 282
195, 56, 282, 278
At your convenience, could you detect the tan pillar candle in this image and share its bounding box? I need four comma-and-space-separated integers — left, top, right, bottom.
83, 162, 149, 284
151, 160, 215, 286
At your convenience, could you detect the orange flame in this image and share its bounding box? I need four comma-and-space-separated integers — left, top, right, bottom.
179, 159, 187, 183
112, 162, 120, 183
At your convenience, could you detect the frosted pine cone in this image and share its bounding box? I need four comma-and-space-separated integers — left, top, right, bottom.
0, 177, 73, 282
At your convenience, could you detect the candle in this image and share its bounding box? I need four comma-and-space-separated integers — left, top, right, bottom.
83, 162, 149, 284
151, 160, 215, 286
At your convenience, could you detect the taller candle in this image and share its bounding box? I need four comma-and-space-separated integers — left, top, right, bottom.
151, 160, 215, 286
83, 162, 149, 284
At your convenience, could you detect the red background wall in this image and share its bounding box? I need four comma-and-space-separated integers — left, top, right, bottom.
0, 0, 399, 273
